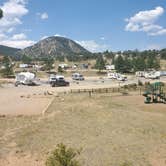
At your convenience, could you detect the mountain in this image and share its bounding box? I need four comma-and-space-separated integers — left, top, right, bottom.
20, 36, 90, 58
0, 45, 20, 57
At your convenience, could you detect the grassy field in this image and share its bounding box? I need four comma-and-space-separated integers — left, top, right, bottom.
0, 92, 166, 166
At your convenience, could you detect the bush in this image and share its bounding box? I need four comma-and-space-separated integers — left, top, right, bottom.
46, 143, 81, 166
120, 161, 133, 166
138, 79, 143, 86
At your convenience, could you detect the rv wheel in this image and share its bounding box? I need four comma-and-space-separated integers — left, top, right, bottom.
15, 82, 19, 87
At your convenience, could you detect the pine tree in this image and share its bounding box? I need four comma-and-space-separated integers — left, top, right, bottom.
46, 143, 81, 166
43, 58, 54, 71
133, 57, 146, 71
114, 55, 125, 73
0, 9, 3, 19
1, 56, 14, 78
95, 55, 106, 71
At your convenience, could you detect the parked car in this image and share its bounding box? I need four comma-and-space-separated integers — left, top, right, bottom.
49, 75, 69, 87
116, 74, 127, 81
72, 73, 84, 81
49, 74, 57, 84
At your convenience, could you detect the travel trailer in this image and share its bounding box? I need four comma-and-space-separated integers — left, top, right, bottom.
135, 71, 145, 77
107, 72, 127, 81
72, 73, 84, 81
15, 72, 39, 86
136, 71, 161, 79
105, 65, 115, 70
107, 72, 118, 79
144, 71, 160, 79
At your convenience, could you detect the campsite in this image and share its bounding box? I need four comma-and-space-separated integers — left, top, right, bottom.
0, 74, 166, 166
0, 1, 166, 165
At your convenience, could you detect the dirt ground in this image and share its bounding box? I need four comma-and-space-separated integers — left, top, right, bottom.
0, 76, 127, 115
0, 85, 53, 115
0, 93, 166, 166
0, 76, 166, 116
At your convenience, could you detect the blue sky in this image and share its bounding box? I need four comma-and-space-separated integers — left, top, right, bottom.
0, 0, 166, 52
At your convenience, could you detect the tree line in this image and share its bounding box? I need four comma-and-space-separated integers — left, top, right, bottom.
94, 52, 160, 73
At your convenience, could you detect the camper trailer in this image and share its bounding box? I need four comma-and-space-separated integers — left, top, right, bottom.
72, 73, 84, 81
144, 71, 160, 79
107, 72, 127, 81
135, 71, 145, 77
107, 72, 118, 79
15, 72, 39, 86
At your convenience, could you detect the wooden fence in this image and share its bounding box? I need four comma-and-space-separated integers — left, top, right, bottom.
67, 86, 144, 96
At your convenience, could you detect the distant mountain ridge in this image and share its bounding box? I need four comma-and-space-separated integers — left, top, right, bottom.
0, 45, 20, 57
0, 36, 91, 59
19, 36, 90, 58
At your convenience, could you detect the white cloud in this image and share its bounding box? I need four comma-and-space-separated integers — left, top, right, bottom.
100, 37, 105, 40
149, 28, 166, 36
0, 0, 35, 48
41, 35, 48, 40
0, 39, 35, 49
0, 34, 8, 40
11, 33, 27, 40
41, 12, 48, 19
6, 28, 15, 33
76, 40, 110, 52
54, 34, 66, 37
146, 44, 161, 50
125, 6, 166, 36
0, 0, 28, 32
37, 12, 48, 20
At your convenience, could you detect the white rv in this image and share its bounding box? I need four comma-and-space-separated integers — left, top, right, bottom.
72, 73, 84, 81
15, 72, 39, 86
105, 65, 115, 70
144, 71, 160, 79
107, 72, 118, 79
107, 72, 127, 81
135, 71, 145, 77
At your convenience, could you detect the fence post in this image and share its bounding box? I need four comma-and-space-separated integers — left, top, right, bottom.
89, 91, 92, 98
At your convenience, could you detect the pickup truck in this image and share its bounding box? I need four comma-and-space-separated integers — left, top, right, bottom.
49, 75, 69, 87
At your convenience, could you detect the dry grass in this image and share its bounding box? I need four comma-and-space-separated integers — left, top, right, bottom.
160, 60, 166, 70
0, 93, 166, 166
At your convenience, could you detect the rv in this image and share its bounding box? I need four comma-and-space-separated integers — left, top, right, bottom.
107, 72, 118, 79
144, 71, 160, 79
105, 65, 115, 70
107, 72, 127, 81
72, 73, 84, 81
135, 71, 145, 77
15, 72, 39, 86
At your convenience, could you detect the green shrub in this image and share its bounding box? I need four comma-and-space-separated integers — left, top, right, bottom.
46, 143, 81, 166
120, 161, 133, 166
138, 80, 143, 86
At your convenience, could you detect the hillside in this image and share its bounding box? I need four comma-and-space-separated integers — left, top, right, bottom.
19, 36, 90, 58
0, 45, 20, 57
